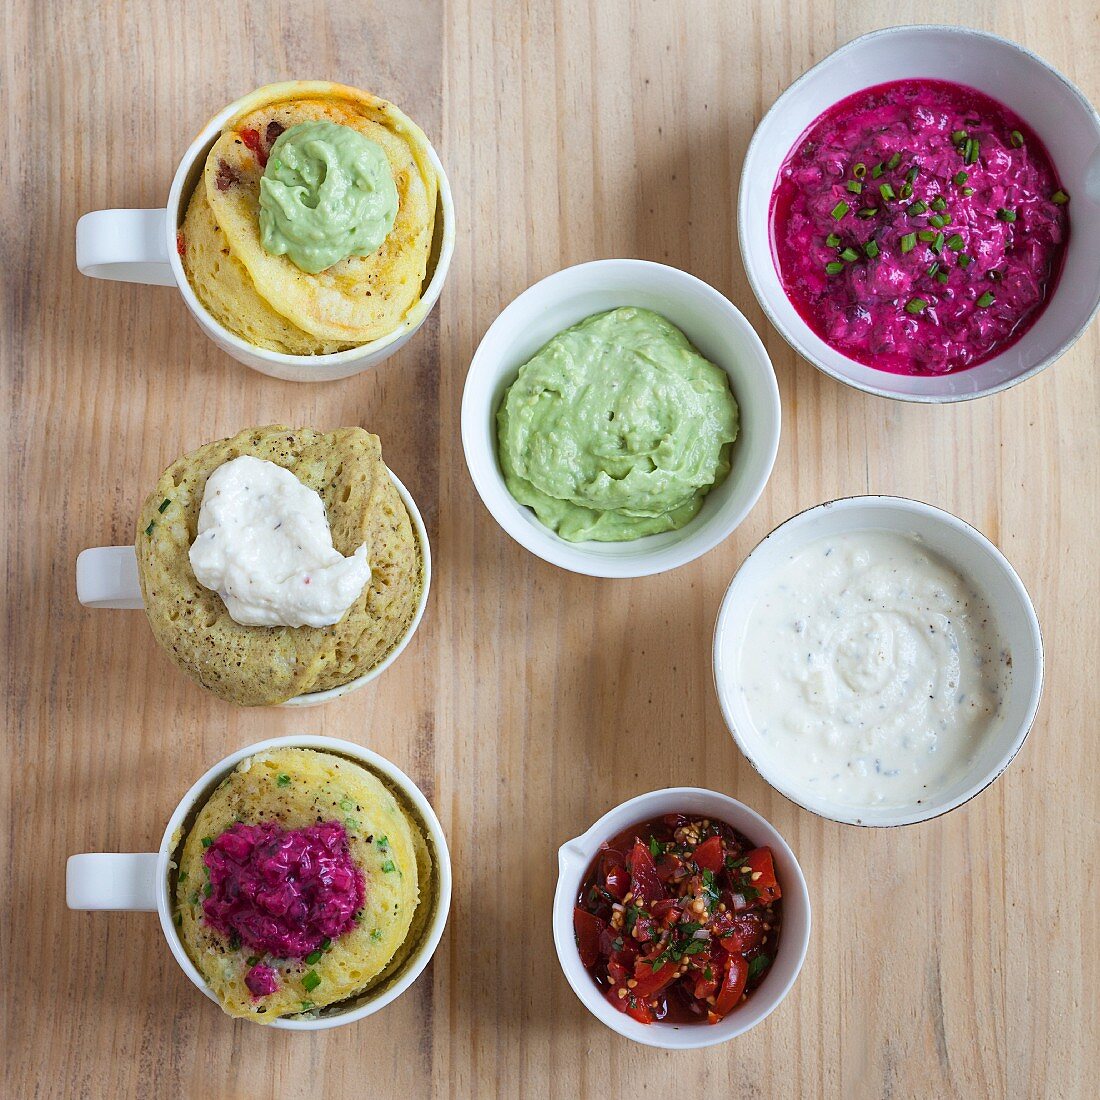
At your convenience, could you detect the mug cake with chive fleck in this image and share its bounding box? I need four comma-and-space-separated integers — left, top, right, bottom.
173, 746, 433, 1023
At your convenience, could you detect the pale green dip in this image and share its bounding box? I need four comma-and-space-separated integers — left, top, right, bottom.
496, 307, 739, 542
258, 121, 398, 274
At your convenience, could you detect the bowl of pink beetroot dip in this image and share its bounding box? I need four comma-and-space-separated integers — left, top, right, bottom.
739, 26, 1100, 401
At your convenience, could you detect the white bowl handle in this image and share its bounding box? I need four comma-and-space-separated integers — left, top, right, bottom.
76, 209, 175, 286
77, 546, 143, 609
66, 853, 159, 911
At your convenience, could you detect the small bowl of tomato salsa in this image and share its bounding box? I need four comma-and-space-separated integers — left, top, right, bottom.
553, 788, 810, 1048
739, 25, 1100, 401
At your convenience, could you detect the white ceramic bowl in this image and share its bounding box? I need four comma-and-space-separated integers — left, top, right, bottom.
67, 734, 452, 1030
461, 260, 781, 577
738, 25, 1100, 401
77, 82, 456, 383
713, 496, 1044, 826
553, 787, 810, 1049
76, 468, 431, 708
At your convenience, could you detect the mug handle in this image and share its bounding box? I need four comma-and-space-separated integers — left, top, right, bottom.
76, 209, 175, 286
77, 546, 143, 609
66, 853, 159, 911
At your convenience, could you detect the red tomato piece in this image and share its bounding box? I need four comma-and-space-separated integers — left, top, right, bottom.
573, 908, 607, 969
710, 955, 748, 1021
655, 852, 684, 882
630, 959, 678, 999
693, 836, 724, 874
624, 995, 655, 1024
693, 967, 720, 1002
603, 860, 629, 901
743, 847, 781, 905
650, 898, 681, 925
626, 840, 665, 902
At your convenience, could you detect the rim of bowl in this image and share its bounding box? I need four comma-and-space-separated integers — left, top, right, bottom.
460, 258, 781, 578
712, 495, 1045, 826
281, 467, 432, 707
166, 97, 456, 371
736, 23, 1100, 403
553, 786, 811, 1048
156, 734, 452, 1030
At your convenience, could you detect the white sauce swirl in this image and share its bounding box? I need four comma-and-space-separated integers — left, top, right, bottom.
738, 531, 1008, 809
188, 455, 370, 628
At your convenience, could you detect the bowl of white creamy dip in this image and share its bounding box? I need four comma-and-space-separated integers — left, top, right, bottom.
713, 497, 1043, 826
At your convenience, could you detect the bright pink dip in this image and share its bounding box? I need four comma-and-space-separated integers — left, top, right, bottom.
770, 79, 1069, 375
202, 821, 365, 960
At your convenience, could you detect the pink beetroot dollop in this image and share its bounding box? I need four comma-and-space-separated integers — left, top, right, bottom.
201, 821, 365, 959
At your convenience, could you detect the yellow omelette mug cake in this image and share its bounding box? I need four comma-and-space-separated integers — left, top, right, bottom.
173, 746, 435, 1022
177, 82, 440, 355
135, 425, 424, 706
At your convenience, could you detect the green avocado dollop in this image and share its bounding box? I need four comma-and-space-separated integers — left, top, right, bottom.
258, 121, 398, 274
496, 307, 739, 542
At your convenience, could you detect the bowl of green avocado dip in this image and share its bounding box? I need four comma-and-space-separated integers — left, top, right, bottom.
497, 307, 739, 542
463, 260, 781, 577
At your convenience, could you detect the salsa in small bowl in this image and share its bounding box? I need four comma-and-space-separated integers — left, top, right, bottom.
554, 788, 810, 1048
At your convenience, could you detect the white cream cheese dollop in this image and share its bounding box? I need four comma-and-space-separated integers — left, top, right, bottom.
188, 455, 370, 628
738, 530, 1008, 809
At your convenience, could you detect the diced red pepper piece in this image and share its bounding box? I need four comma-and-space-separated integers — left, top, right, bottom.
710, 955, 748, 1022
626, 840, 665, 902
693, 836, 724, 874
573, 907, 607, 969
630, 959, 679, 999
239, 127, 268, 167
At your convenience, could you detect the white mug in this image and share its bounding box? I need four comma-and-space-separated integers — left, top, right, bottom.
75, 83, 456, 383
66, 734, 452, 1031
77, 467, 432, 708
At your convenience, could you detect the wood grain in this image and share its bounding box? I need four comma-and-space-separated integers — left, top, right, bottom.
3, 1, 1097, 1097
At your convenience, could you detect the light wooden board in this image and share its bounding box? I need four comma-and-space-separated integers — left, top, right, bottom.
2, 1, 1097, 1097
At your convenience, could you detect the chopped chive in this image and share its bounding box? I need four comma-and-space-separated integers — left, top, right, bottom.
927, 262, 940, 278
370, 928, 383, 942
996, 208, 1017, 222
1010, 130, 1024, 148
965, 137, 980, 164
144, 521, 155, 536
825, 232, 841, 248
276, 774, 291, 787
899, 182, 913, 199
203, 883, 212, 898
977, 291, 995, 308
958, 253, 973, 269
906, 200, 928, 216
857, 207, 878, 219
201, 836, 213, 848
918, 229, 937, 242
936, 271, 950, 286
932, 232, 945, 254
900, 233, 917, 254
158, 498, 171, 513
864, 240, 880, 259
300, 1002, 313, 1012
928, 214, 946, 228
852, 162, 867, 178
961, 186, 975, 196
839, 247, 859, 262
846, 180, 863, 194
825, 261, 844, 275
1052, 189, 1070, 205
830, 201, 850, 220
905, 166, 919, 183
339, 798, 354, 811
954, 171, 968, 186
247, 956, 260, 966
951, 129, 968, 145
879, 182, 895, 201
178, 870, 188, 883
905, 297, 928, 314
320, 937, 332, 952
302, 970, 321, 993
381, 859, 396, 873
887, 152, 902, 170
930, 196, 947, 212
945, 233, 965, 251
305, 950, 323, 965
871, 162, 884, 179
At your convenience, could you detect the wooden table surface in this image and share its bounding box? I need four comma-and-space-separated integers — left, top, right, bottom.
3, 1, 1097, 1097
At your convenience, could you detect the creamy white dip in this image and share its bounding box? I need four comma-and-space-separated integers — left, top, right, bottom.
738, 530, 1008, 809
189, 455, 370, 628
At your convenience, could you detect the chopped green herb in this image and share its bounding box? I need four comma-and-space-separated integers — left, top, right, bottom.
863, 240, 880, 259
887, 152, 902, 170
857, 207, 878, 219
376, 836, 389, 850
905, 166, 919, 183
370, 928, 383, 942
825, 232, 841, 248
158, 498, 171, 513
945, 233, 966, 251
839, 247, 859, 262
899, 182, 913, 200
381, 860, 396, 873
339, 798, 355, 812
305, 950, 323, 965
936, 271, 950, 285
144, 521, 155, 536
302, 971, 321, 993
300, 1002, 313, 1012
927, 262, 940, 278
247, 956, 260, 966
830, 201, 850, 220
825, 261, 844, 275
977, 291, 996, 308
996, 208, 1017, 222
900, 233, 917, 254
846, 180, 863, 194
320, 937, 332, 952
747, 955, 772, 981
958, 253, 973, 268
852, 162, 867, 178
345, 816, 359, 831
961, 186, 975, 196
929, 214, 947, 229
648, 836, 662, 859
930, 196, 947, 212
201, 836, 213, 848
964, 137, 980, 164
918, 229, 937, 242
951, 129, 968, 145
878, 182, 895, 202
906, 200, 927, 216
1052, 189, 1070, 205
178, 870, 188, 883
203, 883, 212, 898
1009, 130, 1024, 148
905, 297, 929, 315
932, 232, 945, 254
954, 171, 969, 186
276, 774, 291, 787
871, 162, 884, 179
